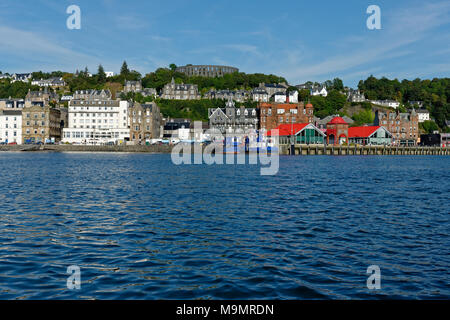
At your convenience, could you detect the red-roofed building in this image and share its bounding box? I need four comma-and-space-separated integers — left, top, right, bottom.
326, 116, 349, 145
348, 126, 393, 145
267, 123, 325, 144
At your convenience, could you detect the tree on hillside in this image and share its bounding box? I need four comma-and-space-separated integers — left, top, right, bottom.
97, 64, 106, 83
169, 64, 177, 71
120, 61, 130, 76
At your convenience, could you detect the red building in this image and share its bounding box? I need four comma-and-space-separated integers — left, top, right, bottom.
259, 102, 314, 132
326, 117, 349, 145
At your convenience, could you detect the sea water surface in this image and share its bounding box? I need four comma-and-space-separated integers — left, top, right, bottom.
0, 153, 448, 299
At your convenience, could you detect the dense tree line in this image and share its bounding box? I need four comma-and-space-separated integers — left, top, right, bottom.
358, 76, 450, 129
142, 66, 287, 92
0, 80, 39, 98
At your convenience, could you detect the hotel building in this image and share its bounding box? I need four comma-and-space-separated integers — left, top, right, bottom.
62, 96, 129, 145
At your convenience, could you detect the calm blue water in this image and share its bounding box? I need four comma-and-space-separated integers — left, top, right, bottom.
0, 152, 448, 299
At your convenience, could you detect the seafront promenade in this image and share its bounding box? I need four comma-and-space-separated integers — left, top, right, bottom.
0, 144, 449, 155
279, 144, 450, 156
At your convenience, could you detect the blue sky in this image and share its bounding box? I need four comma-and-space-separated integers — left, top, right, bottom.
0, 0, 449, 87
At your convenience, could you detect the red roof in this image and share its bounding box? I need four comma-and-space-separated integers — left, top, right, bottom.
267, 123, 309, 136
348, 126, 381, 138
328, 116, 348, 124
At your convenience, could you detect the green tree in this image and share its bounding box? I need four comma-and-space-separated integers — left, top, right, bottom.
169, 64, 177, 71
120, 61, 130, 76
97, 64, 106, 83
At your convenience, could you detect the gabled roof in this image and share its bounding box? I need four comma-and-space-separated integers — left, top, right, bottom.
209, 107, 228, 119
348, 126, 391, 138
267, 123, 325, 137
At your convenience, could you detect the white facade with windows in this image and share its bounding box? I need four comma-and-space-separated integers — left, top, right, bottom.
0, 111, 22, 144
417, 109, 430, 123
62, 99, 129, 145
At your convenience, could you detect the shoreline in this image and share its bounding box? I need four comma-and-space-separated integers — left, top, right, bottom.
0, 144, 449, 156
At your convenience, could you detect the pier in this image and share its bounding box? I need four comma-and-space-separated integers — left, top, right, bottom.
279, 144, 449, 156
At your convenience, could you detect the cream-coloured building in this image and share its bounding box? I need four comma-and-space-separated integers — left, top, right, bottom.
62, 96, 129, 145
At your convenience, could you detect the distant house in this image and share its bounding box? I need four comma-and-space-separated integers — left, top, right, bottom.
141, 88, 158, 97
310, 86, 328, 97
370, 100, 400, 109
161, 78, 200, 100
408, 101, 424, 108
60, 95, 73, 102
73, 89, 112, 100
251, 88, 269, 102
31, 77, 66, 88
105, 71, 115, 77
417, 109, 430, 123
347, 89, 366, 103
11, 73, 32, 83
124, 80, 143, 93
274, 91, 298, 103
205, 89, 250, 103
259, 83, 288, 97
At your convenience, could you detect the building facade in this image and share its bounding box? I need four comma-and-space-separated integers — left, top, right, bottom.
73, 89, 112, 100
251, 88, 269, 102
0, 98, 25, 110
267, 123, 326, 145
161, 78, 200, 100
22, 105, 61, 143
417, 109, 430, 123
0, 110, 22, 144
259, 102, 314, 132
128, 102, 162, 143
25, 89, 59, 107
374, 109, 419, 145
208, 98, 259, 134
326, 117, 349, 145
62, 97, 129, 145
348, 126, 393, 145
124, 80, 143, 93
175, 65, 238, 77
31, 77, 66, 88
371, 100, 401, 109
205, 89, 250, 102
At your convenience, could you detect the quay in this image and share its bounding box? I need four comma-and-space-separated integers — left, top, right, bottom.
0, 144, 448, 156
279, 144, 449, 156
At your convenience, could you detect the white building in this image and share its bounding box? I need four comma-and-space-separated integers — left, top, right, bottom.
310, 86, 328, 97
63, 97, 129, 145
31, 77, 65, 87
251, 88, 269, 102
0, 110, 22, 144
274, 91, 299, 103
417, 109, 430, 123
11, 73, 32, 83
371, 100, 401, 109
105, 71, 115, 77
